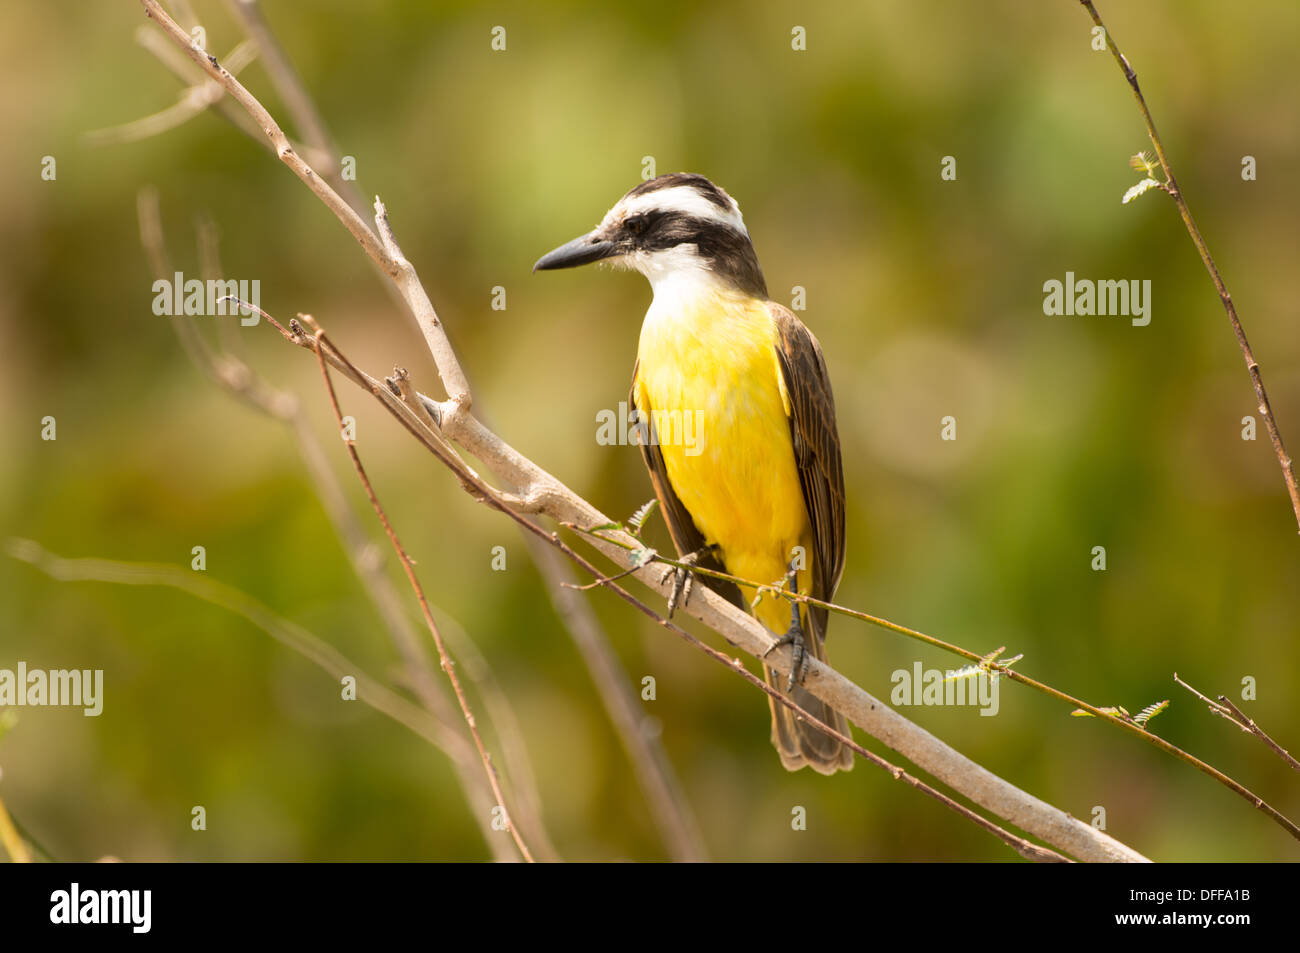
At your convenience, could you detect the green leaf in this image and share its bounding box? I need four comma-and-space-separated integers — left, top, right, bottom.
1122, 177, 1161, 204
1133, 699, 1170, 727
627, 499, 659, 537
1072, 705, 1124, 719
1129, 150, 1157, 175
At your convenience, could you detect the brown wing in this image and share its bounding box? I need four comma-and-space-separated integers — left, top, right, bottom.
629, 362, 744, 610
770, 303, 846, 628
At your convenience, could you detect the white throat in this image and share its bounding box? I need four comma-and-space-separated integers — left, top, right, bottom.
632, 245, 727, 302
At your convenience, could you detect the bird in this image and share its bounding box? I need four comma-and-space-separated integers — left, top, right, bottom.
534, 173, 852, 774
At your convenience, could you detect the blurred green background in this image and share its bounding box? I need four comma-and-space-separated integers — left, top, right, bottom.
1, 0, 1297, 862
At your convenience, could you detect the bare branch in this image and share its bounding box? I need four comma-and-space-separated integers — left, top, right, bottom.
3, 538, 514, 857
224, 0, 354, 200
551, 539, 1071, 863
1175, 674, 1300, 774
87, 39, 258, 146
523, 536, 710, 861
1079, 0, 1300, 533
280, 308, 1111, 863
139, 0, 397, 285
310, 327, 534, 862
140, 0, 1293, 861
432, 612, 563, 862
137, 190, 547, 861
589, 527, 1299, 841
213, 2, 712, 847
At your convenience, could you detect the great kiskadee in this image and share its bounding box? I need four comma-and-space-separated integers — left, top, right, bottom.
535, 173, 852, 774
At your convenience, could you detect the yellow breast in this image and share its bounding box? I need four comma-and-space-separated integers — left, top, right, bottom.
633, 285, 812, 625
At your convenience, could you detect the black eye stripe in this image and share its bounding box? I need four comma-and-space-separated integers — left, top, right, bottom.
627, 212, 767, 298
635, 212, 735, 247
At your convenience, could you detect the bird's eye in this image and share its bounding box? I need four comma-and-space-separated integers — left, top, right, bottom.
625, 216, 645, 236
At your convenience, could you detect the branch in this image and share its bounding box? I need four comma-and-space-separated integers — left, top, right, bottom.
590, 530, 1300, 842
137, 188, 553, 861
86, 39, 259, 146
1175, 674, 1300, 774
215, 0, 706, 861
522, 536, 710, 861
1079, 0, 1300, 533
137, 1, 399, 299
279, 290, 1130, 863
427, 603, 563, 862
138, 0, 1159, 861
277, 316, 1071, 863
546, 531, 1070, 862
127, 24, 272, 148
3, 538, 515, 858
223, 0, 354, 199
310, 325, 534, 862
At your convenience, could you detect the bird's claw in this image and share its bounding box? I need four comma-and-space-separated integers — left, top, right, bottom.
762, 569, 807, 690
657, 545, 719, 617
659, 560, 695, 617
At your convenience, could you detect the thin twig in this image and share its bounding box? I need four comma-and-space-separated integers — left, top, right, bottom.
578, 525, 1300, 842
223, 0, 354, 201
2, 538, 514, 856
431, 611, 563, 862
86, 40, 258, 146
267, 303, 1148, 860
138, 189, 551, 861
561, 564, 644, 592
216, 0, 706, 857
272, 306, 1085, 861
1174, 674, 1300, 774
1078, 0, 1300, 533
523, 536, 710, 862
195, 215, 246, 359
129, 24, 271, 148
565, 553, 1071, 863
310, 327, 534, 862
304, 330, 1071, 862
137, 0, 1153, 861
139, 0, 399, 289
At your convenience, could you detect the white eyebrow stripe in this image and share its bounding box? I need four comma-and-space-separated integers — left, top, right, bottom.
616, 186, 748, 234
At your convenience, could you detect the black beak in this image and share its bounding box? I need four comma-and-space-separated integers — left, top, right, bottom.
533, 230, 620, 272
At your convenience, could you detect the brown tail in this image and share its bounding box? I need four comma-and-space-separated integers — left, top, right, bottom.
764, 604, 854, 775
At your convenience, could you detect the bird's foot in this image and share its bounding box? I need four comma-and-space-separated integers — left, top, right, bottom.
657, 545, 715, 617
762, 570, 807, 690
